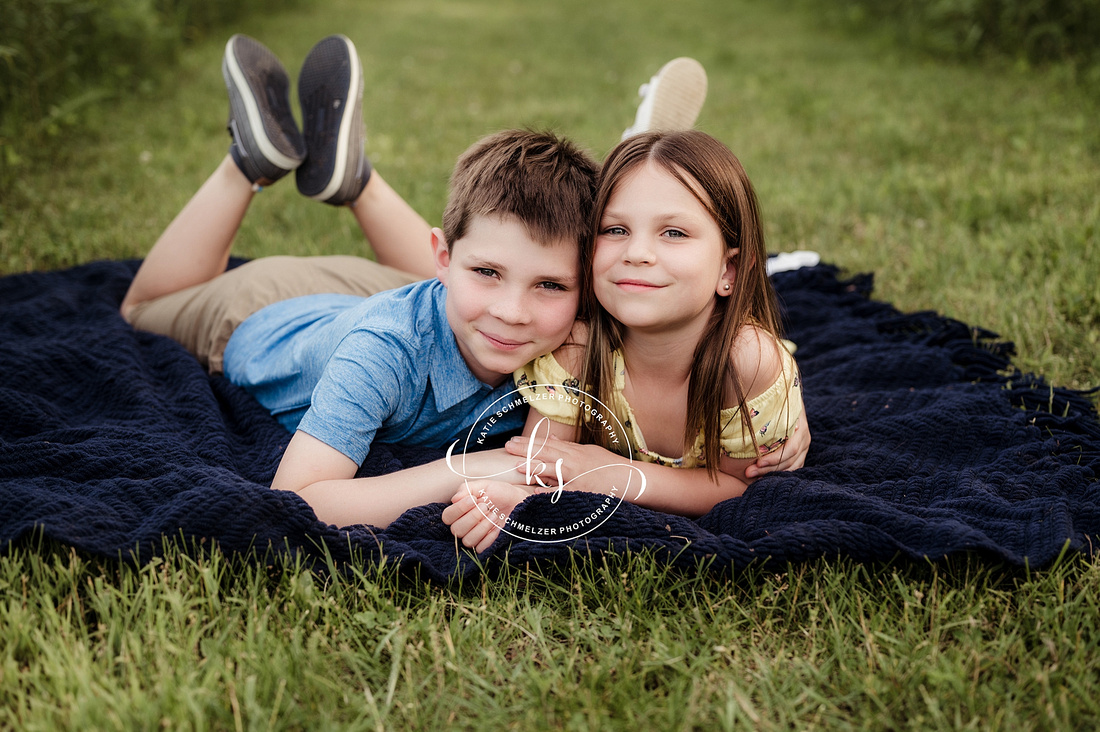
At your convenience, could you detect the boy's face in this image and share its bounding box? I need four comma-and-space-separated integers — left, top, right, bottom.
433, 215, 580, 386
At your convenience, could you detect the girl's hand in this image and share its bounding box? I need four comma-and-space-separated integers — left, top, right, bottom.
744, 410, 810, 478
504, 434, 641, 499
442, 480, 531, 554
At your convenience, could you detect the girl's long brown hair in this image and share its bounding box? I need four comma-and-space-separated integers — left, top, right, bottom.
577, 131, 784, 478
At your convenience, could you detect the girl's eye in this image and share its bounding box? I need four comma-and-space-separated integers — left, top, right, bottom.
601, 225, 627, 236
663, 228, 687, 239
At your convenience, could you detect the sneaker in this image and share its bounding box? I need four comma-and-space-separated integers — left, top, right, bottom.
766, 251, 821, 275
222, 34, 306, 185
621, 57, 708, 140
296, 35, 371, 206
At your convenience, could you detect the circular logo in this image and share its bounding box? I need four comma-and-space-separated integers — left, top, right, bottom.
446, 387, 644, 543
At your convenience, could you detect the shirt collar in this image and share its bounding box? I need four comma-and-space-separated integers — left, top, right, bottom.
427, 280, 493, 411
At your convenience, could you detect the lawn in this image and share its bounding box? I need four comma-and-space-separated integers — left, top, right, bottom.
2, 0, 1098, 728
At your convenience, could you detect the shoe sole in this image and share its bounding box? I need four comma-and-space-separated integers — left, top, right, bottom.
627, 57, 708, 137
296, 35, 364, 203
222, 35, 304, 180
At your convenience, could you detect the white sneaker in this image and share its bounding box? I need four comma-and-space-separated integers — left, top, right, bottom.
621, 57, 708, 140
766, 251, 821, 275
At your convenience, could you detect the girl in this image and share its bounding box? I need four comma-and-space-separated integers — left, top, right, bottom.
444, 130, 807, 551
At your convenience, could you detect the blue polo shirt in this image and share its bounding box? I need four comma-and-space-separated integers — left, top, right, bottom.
222, 278, 525, 464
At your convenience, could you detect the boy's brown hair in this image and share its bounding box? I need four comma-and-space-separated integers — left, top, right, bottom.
442, 129, 598, 253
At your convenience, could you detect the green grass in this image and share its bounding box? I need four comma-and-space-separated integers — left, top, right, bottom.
3, 539, 1099, 730
2, 0, 1099, 728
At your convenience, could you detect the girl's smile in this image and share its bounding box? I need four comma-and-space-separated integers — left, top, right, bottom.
613, 278, 665, 291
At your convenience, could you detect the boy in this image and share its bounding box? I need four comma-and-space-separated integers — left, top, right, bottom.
121, 35, 599, 528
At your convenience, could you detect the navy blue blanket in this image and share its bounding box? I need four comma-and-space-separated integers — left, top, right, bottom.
2, 260, 1097, 579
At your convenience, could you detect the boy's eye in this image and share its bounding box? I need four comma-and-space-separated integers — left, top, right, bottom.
537, 281, 568, 292
473, 267, 499, 278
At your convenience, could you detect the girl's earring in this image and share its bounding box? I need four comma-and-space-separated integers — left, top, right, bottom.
723, 283, 731, 291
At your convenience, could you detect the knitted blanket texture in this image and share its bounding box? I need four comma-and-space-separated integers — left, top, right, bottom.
1, 260, 1097, 580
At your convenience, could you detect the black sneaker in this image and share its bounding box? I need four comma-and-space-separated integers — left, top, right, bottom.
222, 34, 306, 185
296, 35, 371, 206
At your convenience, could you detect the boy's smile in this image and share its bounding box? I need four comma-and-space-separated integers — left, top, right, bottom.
434, 215, 580, 386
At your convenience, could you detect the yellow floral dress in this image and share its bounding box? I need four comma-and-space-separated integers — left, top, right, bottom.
513, 341, 803, 468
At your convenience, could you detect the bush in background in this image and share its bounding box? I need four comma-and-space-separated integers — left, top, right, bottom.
0, 0, 301, 194
809, 0, 1100, 67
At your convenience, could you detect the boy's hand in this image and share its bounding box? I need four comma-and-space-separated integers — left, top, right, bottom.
443, 480, 532, 554
744, 410, 810, 478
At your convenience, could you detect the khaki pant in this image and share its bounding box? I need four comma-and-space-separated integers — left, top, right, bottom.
128, 255, 421, 373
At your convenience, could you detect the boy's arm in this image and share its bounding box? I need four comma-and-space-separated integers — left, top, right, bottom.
271, 431, 526, 528
442, 479, 534, 553
269, 326, 500, 527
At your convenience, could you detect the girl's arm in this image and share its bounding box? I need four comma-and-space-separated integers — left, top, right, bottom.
502, 430, 747, 518
508, 410, 749, 517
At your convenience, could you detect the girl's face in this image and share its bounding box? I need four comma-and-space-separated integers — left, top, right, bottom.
593, 162, 734, 335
